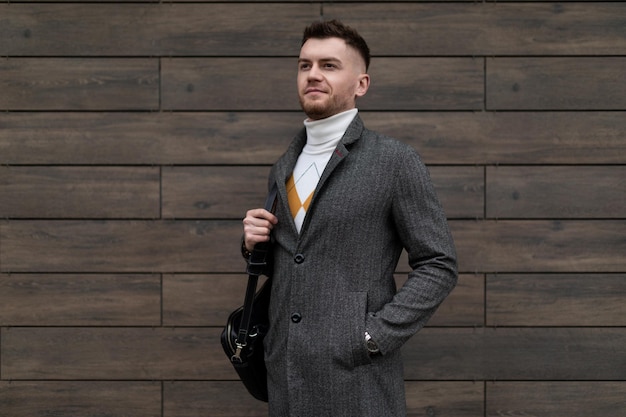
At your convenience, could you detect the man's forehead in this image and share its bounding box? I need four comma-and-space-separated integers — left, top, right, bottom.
299, 37, 350, 57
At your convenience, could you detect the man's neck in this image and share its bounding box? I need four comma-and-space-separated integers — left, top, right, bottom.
304, 109, 358, 148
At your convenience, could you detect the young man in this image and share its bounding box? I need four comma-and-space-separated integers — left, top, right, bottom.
242, 20, 458, 417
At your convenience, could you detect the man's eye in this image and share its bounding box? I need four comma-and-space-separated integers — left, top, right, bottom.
299, 63, 311, 70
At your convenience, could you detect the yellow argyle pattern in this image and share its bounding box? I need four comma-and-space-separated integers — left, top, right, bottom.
286, 174, 314, 221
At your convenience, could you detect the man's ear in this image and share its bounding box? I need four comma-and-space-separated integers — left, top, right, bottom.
355, 73, 370, 98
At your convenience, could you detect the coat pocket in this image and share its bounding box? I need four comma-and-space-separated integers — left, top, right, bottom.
330, 291, 371, 370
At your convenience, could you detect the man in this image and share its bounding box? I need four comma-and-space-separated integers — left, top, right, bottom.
242, 19, 457, 417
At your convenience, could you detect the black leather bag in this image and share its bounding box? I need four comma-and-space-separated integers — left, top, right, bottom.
221, 278, 271, 402
220, 184, 277, 402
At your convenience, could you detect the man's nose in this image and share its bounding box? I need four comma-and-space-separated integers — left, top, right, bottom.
308, 64, 322, 80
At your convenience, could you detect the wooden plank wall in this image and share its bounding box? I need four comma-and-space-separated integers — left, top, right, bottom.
1, 1, 625, 416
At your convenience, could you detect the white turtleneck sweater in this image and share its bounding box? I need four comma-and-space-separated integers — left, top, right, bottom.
287, 108, 358, 232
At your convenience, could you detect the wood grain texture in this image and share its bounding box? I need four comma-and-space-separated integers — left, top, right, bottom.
2, 111, 624, 165
486, 166, 626, 219
1, 0, 624, 414
4, 326, 624, 381
0, 112, 301, 165
487, 382, 626, 417
359, 58, 484, 110
162, 166, 272, 219
451, 220, 626, 273
398, 274, 485, 327
428, 166, 484, 219
487, 273, 626, 326
163, 381, 483, 417
403, 328, 626, 380
0, 274, 161, 326
1, 327, 233, 380
0, 166, 160, 219
161, 165, 483, 220
161, 58, 483, 111
0, 58, 158, 110
0, 220, 242, 273
0, 3, 318, 56
163, 274, 482, 327
0, 381, 161, 417
164, 381, 269, 417
162, 273, 257, 326
487, 57, 626, 110
405, 382, 483, 417
4, 220, 623, 274
161, 58, 299, 111
3, 4, 624, 56
325, 3, 626, 56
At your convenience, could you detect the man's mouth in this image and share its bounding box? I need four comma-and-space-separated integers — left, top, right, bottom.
305, 88, 325, 95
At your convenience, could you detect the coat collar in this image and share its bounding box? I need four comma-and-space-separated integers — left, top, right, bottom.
274, 113, 364, 185
274, 113, 365, 235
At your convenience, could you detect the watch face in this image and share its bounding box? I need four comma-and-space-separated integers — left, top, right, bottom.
366, 339, 379, 353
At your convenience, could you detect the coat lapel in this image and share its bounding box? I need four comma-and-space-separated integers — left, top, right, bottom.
272, 114, 366, 237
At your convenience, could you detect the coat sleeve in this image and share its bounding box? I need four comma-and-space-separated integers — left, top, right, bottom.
366, 147, 458, 354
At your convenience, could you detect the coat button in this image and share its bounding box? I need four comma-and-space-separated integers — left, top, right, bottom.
294, 253, 305, 264
291, 313, 302, 323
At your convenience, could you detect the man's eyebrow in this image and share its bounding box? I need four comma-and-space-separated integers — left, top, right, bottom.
298, 57, 342, 63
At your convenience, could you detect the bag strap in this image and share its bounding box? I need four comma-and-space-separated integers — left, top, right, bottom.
232, 182, 278, 363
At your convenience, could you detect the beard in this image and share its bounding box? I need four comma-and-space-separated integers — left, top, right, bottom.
299, 99, 333, 120
299, 93, 353, 121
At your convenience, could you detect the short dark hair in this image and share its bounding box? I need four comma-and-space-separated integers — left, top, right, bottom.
301, 19, 371, 71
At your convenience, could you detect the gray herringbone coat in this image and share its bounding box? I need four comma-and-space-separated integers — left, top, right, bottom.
263, 115, 457, 417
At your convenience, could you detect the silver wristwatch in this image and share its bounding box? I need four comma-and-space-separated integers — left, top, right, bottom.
364, 331, 380, 354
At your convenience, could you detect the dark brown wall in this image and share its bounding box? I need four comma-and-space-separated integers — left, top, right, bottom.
1, 2, 625, 416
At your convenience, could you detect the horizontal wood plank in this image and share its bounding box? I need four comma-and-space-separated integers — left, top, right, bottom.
1, 111, 624, 165
164, 381, 269, 417
163, 381, 483, 417
487, 57, 626, 110
325, 3, 626, 56
162, 274, 481, 327
359, 58, 484, 110
0, 274, 161, 326
162, 274, 257, 326
487, 382, 626, 417
3, 220, 624, 273
8, 327, 624, 382
161, 166, 483, 219
451, 220, 626, 273
3, 4, 624, 56
162, 58, 484, 111
398, 274, 484, 327
0, 4, 317, 57
1, 327, 233, 380
403, 328, 626, 380
0, 58, 158, 111
162, 166, 272, 219
0, 112, 300, 165
428, 166, 484, 219
405, 382, 483, 417
486, 166, 626, 219
0, 167, 160, 219
0, 220, 243, 273
161, 58, 298, 111
486, 273, 626, 326
362, 111, 626, 165
0, 381, 161, 417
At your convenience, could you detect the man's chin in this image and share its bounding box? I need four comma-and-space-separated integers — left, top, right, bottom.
300, 102, 331, 120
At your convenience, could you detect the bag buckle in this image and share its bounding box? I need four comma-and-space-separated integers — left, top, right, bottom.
231, 342, 245, 363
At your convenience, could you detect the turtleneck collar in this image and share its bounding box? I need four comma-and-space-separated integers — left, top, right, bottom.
303, 109, 358, 151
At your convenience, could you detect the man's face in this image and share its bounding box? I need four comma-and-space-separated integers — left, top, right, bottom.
297, 37, 370, 120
